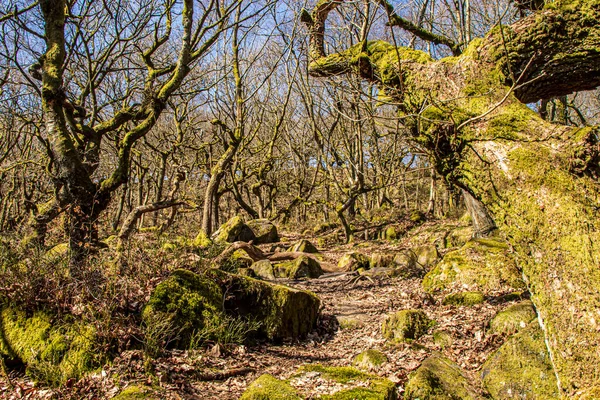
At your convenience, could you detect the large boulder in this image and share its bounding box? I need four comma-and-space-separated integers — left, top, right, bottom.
412, 244, 440, 269
274, 256, 324, 279
422, 238, 525, 293
206, 269, 320, 340
481, 322, 559, 399
246, 219, 280, 244
211, 216, 256, 243
142, 269, 224, 347
488, 301, 537, 336
382, 309, 434, 342
0, 307, 99, 386
287, 239, 319, 254
338, 252, 370, 271
250, 259, 276, 280
404, 353, 479, 400
353, 349, 388, 371
240, 374, 301, 400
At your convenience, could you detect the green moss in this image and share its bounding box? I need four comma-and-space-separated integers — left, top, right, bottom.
353, 349, 388, 370
0, 307, 99, 386
274, 256, 323, 279
193, 230, 212, 247
338, 317, 363, 330
142, 269, 224, 348
212, 215, 255, 243
488, 301, 537, 336
382, 309, 434, 342
240, 374, 301, 400
384, 226, 397, 240
445, 226, 473, 248
411, 245, 439, 269
246, 219, 279, 244
442, 291, 485, 306
296, 365, 397, 400
410, 210, 426, 223
338, 252, 370, 272
113, 385, 156, 400
422, 238, 525, 293
206, 269, 320, 340
481, 322, 559, 399
404, 353, 479, 400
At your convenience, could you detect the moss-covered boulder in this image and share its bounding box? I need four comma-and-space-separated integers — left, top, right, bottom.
412, 245, 439, 269
353, 349, 388, 370
288, 239, 319, 254
142, 269, 224, 347
384, 225, 398, 240
240, 374, 302, 400
206, 269, 320, 340
274, 256, 323, 279
404, 353, 479, 400
291, 364, 397, 399
410, 210, 426, 223
193, 231, 213, 248
432, 330, 453, 349
382, 309, 434, 342
0, 307, 99, 386
422, 238, 525, 293
481, 322, 559, 399
488, 301, 537, 336
392, 251, 426, 278
338, 252, 370, 271
442, 291, 485, 306
446, 226, 473, 248
211, 216, 256, 243
246, 219, 280, 244
250, 259, 276, 280
113, 385, 159, 400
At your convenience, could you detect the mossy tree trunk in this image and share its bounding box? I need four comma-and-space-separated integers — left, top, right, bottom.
304, 0, 600, 395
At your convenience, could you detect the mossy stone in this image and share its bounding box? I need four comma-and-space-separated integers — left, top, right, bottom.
488, 301, 537, 335
113, 385, 157, 400
432, 330, 453, 349
338, 252, 370, 271
404, 353, 479, 400
274, 256, 323, 279
422, 238, 525, 293
193, 230, 212, 248
443, 291, 485, 306
410, 210, 426, 223
382, 309, 434, 342
288, 239, 319, 254
240, 374, 301, 400
446, 226, 473, 248
353, 349, 388, 370
481, 322, 559, 399
246, 219, 279, 244
385, 226, 398, 240
250, 259, 275, 280
212, 215, 256, 243
142, 269, 224, 347
206, 269, 320, 340
412, 245, 440, 269
0, 307, 99, 387
294, 364, 397, 400
390, 251, 425, 278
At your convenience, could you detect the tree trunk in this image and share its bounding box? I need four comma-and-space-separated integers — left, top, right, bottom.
304, 0, 600, 394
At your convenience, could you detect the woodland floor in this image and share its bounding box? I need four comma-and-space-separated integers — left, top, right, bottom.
1, 223, 522, 399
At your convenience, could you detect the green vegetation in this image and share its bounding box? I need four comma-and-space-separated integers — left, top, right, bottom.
488, 301, 537, 335
442, 291, 485, 306
353, 349, 388, 370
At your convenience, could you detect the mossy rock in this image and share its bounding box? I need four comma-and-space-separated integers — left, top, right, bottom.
113, 385, 158, 400
353, 349, 388, 370
0, 307, 99, 387
237, 268, 257, 278
338, 252, 370, 271
292, 364, 397, 399
404, 353, 479, 400
391, 251, 426, 278
193, 230, 213, 248
206, 269, 320, 340
432, 330, 453, 349
221, 249, 254, 272
412, 245, 440, 269
142, 269, 224, 347
410, 210, 426, 223
44, 242, 69, 264
274, 256, 323, 279
369, 253, 393, 269
240, 374, 301, 400
313, 221, 338, 234
422, 238, 525, 294
446, 226, 473, 248
481, 322, 559, 399
250, 259, 276, 280
288, 239, 319, 254
488, 301, 537, 335
443, 291, 485, 306
246, 219, 280, 244
382, 309, 434, 342
212, 215, 256, 243
384, 226, 398, 240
